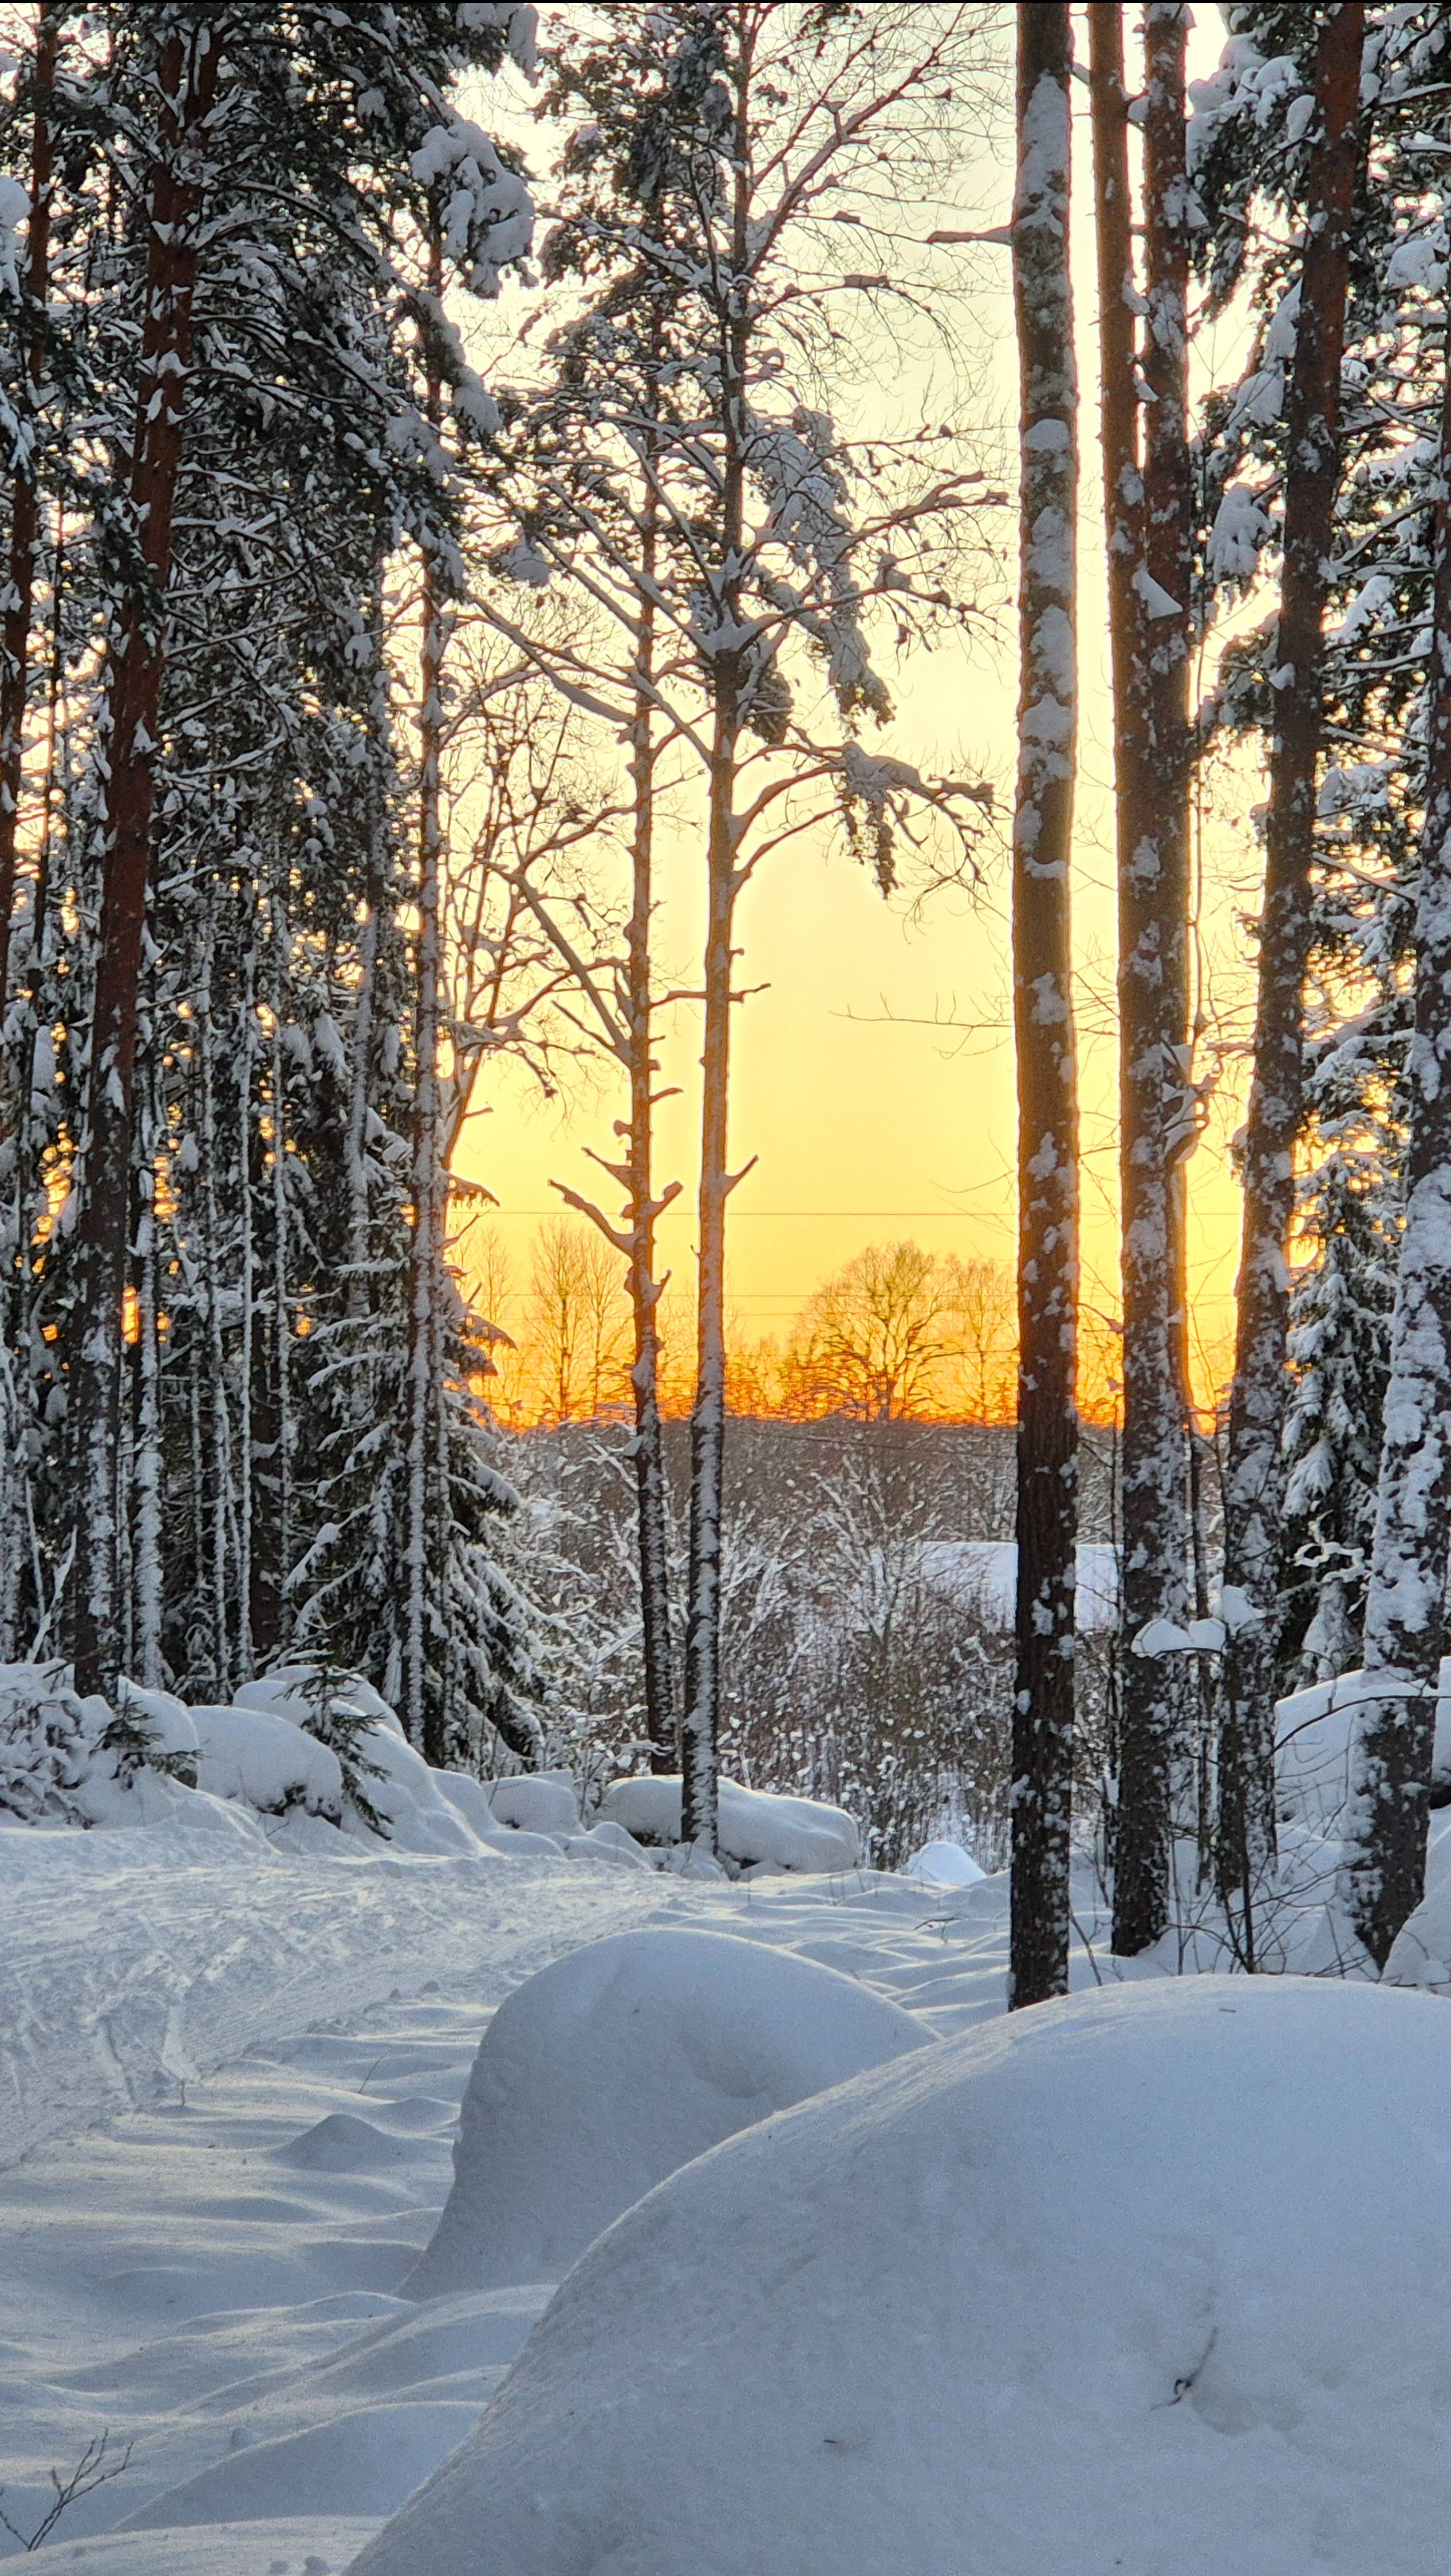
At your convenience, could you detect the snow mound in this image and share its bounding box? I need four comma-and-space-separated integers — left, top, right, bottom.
905, 1837, 985, 1886
359, 1977, 1451, 2576
487, 1771, 577, 1837
274, 2112, 415, 2172
599, 1773, 859, 1872
403, 1926, 925, 2296
916, 1538, 1118, 1631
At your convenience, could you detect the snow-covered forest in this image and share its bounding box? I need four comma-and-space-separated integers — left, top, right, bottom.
7, 5, 1451, 2571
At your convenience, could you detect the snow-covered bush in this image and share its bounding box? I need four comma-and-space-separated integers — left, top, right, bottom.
0, 1665, 111, 1826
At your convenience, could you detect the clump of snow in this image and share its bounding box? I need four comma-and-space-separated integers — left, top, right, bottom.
905, 1838, 985, 1888
403, 1926, 925, 2297
431, 1765, 563, 1857
599, 1773, 860, 1872
0, 1656, 583, 1862
358, 1976, 1451, 2576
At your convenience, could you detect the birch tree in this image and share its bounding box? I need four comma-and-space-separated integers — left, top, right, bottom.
1009, 0, 1080, 2010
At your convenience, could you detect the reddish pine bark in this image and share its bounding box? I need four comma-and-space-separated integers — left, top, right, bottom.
72, 21, 224, 1696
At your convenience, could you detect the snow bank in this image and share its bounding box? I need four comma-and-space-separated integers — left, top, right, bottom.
599, 1773, 859, 1872
486, 1771, 577, 1838
404, 1926, 925, 2296
357, 1976, 1451, 2576
192, 1703, 345, 1820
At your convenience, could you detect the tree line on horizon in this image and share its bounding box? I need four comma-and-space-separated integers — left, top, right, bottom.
472, 1224, 1035, 1430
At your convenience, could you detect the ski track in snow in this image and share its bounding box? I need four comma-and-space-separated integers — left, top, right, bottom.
0, 1842, 1034, 2569
0, 1828, 667, 2172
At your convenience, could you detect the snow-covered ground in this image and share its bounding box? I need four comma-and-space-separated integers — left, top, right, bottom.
7, 1665, 1451, 2570
0, 1827, 1058, 2567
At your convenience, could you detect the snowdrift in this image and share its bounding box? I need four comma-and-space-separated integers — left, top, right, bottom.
354, 1976, 1451, 2576
598, 1772, 860, 1872
404, 1926, 925, 2295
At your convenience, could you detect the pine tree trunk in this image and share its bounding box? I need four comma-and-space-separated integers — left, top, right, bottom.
132, 1061, 163, 1688
234, 919, 257, 1682
1009, 0, 1081, 2010
1344, 337, 1451, 1969
249, 925, 292, 1664
72, 22, 223, 1697
1219, 1, 1365, 1923
1092, 1, 1194, 1957
405, 274, 446, 1760
626, 346, 678, 1774
0, 1, 56, 1025
681, 100, 754, 1858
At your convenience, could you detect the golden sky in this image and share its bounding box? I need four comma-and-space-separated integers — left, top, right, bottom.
454, 13, 1260, 1412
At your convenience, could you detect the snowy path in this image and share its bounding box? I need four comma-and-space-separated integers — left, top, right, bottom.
0, 1826, 666, 2171
0, 1840, 1055, 2569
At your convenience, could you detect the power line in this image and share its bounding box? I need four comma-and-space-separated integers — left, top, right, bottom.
467, 1207, 1000, 1218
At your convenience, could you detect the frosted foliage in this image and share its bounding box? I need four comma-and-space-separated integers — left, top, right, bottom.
404, 1927, 924, 2294
409, 114, 533, 293
748, 407, 889, 720
1208, 482, 1270, 583
354, 1979, 1451, 2576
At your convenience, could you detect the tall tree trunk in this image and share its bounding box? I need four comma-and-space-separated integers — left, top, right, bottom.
72, 21, 223, 1696
682, 62, 755, 1857
233, 912, 257, 1682
1093, 1, 1194, 1957
626, 323, 679, 1773
249, 904, 293, 1664
1009, 0, 1081, 2010
0, 4, 57, 1663
1218, 1, 1365, 1927
405, 231, 446, 1761
0, 0, 57, 1028
132, 1057, 163, 1688
1344, 336, 1451, 1969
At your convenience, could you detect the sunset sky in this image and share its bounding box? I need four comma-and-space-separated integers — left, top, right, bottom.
454, 14, 1259, 1409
